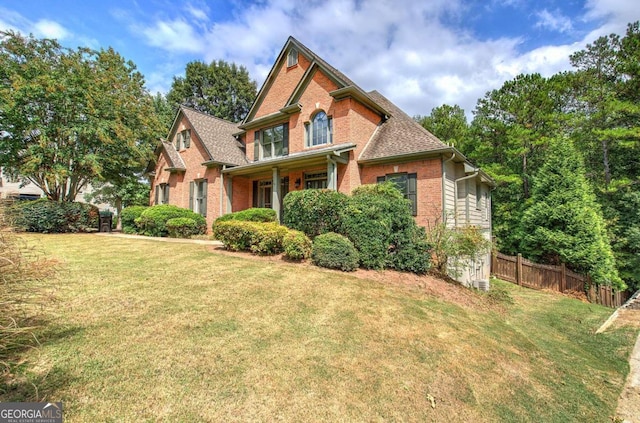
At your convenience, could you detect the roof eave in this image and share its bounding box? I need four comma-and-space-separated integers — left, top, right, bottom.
330, 86, 391, 117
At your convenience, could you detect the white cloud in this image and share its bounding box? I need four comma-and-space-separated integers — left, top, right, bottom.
32, 19, 70, 40
129, 0, 640, 119
138, 19, 204, 53
535, 9, 573, 33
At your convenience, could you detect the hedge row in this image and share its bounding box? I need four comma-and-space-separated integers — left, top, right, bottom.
120, 204, 206, 238
10, 199, 99, 233
121, 205, 148, 234
215, 208, 277, 223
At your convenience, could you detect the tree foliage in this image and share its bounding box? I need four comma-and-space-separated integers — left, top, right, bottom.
415, 104, 469, 148
519, 140, 622, 289
166, 60, 257, 122
0, 31, 164, 202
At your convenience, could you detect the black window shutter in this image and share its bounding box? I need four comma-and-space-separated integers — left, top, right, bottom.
253, 131, 260, 161
164, 184, 169, 204
282, 123, 289, 156
252, 181, 258, 207
376, 176, 385, 184
155, 186, 159, 205
201, 180, 207, 217
185, 130, 191, 148
189, 181, 194, 210
407, 173, 417, 216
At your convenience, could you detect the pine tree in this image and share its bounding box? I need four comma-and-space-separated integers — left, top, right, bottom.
519, 139, 623, 289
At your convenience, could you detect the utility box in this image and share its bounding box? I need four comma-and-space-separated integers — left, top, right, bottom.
99, 211, 112, 233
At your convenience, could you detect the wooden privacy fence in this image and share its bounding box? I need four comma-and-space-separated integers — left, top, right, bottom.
492, 252, 630, 308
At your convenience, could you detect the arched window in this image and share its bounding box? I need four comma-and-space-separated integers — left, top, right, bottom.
306, 111, 333, 147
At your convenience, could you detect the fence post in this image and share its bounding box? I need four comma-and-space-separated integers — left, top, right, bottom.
516, 253, 522, 286
560, 263, 566, 293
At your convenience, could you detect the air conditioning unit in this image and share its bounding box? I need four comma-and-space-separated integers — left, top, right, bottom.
474, 280, 490, 292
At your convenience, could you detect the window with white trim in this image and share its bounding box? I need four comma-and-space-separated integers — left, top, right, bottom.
305, 111, 332, 147
253, 123, 289, 161
304, 172, 328, 189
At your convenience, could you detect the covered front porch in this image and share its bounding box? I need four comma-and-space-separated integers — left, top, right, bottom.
220, 143, 355, 220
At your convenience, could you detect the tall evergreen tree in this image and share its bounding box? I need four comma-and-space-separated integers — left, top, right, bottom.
519, 139, 622, 289
415, 104, 469, 148
167, 60, 257, 122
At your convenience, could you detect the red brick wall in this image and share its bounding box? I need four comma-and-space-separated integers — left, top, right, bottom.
359, 158, 443, 228
255, 54, 311, 118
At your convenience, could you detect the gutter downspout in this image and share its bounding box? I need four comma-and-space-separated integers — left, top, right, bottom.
442, 153, 456, 223
454, 171, 479, 227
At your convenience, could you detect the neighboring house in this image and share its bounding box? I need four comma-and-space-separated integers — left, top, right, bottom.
149, 36, 494, 286
0, 168, 115, 211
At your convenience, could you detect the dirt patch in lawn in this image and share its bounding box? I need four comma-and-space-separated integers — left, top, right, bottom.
208, 246, 494, 312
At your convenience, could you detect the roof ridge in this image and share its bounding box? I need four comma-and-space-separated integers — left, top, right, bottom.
180, 105, 239, 127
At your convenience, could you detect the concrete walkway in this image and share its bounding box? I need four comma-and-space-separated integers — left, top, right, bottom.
93, 231, 223, 246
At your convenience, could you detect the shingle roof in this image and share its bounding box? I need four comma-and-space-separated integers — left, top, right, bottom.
180, 107, 247, 166
359, 91, 450, 162
161, 141, 186, 170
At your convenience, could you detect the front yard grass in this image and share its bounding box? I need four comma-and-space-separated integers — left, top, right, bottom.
1, 233, 636, 422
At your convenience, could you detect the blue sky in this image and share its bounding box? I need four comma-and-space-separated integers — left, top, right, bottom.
1, 0, 638, 119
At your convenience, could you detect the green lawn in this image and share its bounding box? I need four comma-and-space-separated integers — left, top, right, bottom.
1, 233, 636, 422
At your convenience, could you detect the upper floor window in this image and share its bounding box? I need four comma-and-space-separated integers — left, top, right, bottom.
253, 123, 289, 161
175, 129, 191, 150
305, 111, 332, 147
287, 48, 298, 67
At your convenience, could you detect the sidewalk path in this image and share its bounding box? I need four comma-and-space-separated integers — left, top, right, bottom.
93, 231, 223, 246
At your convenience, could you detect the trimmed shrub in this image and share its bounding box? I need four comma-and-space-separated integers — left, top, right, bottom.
12, 199, 99, 233
250, 223, 289, 255
136, 205, 206, 237
283, 189, 349, 238
312, 232, 359, 272
166, 217, 202, 239
212, 220, 287, 255
341, 182, 431, 273
121, 205, 147, 234
283, 230, 312, 261
215, 208, 277, 223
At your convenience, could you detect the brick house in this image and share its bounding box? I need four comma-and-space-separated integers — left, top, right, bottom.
149, 36, 494, 286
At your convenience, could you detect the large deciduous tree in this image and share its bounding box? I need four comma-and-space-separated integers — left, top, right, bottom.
0, 31, 164, 202
167, 60, 257, 122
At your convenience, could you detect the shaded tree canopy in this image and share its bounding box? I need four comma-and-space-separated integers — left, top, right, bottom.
0, 31, 164, 202
167, 60, 257, 122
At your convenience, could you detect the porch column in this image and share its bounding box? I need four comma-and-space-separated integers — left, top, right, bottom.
327, 157, 337, 190
272, 167, 280, 222
226, 175, 233, 214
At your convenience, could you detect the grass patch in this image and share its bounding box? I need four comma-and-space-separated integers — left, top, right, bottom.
1, 234, 636, 422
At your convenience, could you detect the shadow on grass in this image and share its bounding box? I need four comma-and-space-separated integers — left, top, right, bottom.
1, 323, 84, 402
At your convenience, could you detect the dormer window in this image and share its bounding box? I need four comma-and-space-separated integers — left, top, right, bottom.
305, 111, 332, 147
287, 48, 298, 67
175, 129, 191, 150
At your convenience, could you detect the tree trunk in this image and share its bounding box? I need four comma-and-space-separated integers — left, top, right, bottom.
115, 197, 123, 230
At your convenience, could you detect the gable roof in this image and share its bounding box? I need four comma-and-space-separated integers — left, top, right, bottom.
242, 36, 390, 126
358, 91, 450, 162
178, 106, 247, 166
160, 141, 186, 171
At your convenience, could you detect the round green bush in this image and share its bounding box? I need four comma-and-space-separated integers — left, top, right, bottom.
283, 229, 312, 261
166, 217, 202, 238
136, 205, 206, 237
283, 189, 349, 238
11, 199, 99, 233
312, 232, 359, 272
212, 220, 288, 255
120, 205, 148, 234
215, 208, 277, 224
